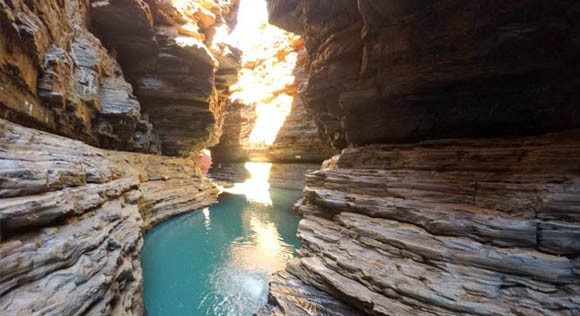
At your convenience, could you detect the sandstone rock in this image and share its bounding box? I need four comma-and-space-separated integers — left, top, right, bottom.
2, 0, 241, 157
0, 118, 218, 314
268, 0, 580, 149
211, 100, 258, 162
256, 271, 365, 316
265, 47, 336, 162
261, 4, 580, 313
211, 39, 334, 163
0, 0, 159, 152
91, 0, 242, 156
266, 90, 335, 162
271, 131, 580, 315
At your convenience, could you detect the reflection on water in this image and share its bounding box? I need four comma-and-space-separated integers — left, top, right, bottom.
142, 184, 302, 316
228, 214, 294, 272
224, 162, 273, 205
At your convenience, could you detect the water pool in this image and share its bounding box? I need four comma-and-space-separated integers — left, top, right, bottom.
141, 188, 302, 316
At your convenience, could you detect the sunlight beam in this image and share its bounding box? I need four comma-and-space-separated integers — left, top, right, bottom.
226, 0, 301, 146
223, 162, 273, 205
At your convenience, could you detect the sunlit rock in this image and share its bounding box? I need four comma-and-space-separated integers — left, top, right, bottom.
91, 0, 242, 156
211, 0, 334, 163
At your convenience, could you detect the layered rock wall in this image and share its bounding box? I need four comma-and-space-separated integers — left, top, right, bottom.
1, 0, 241, 157
91, 0, 241, 156
0, 0, 239, 314
268, 0, 580, 148
265, 48, 335, 162
262, 1, 580, 315
283, 132, 580, 315
212, 20, 335, 163
0, 0, 157, 152
210, 100, 257, 162
0, 118, 218, 315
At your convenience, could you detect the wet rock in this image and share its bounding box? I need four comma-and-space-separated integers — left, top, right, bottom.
256, 271, 365, 316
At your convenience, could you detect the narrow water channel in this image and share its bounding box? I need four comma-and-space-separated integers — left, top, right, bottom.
141, 184, 301, 315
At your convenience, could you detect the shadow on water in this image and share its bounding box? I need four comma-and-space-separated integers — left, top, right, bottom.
141, 189, 302, 316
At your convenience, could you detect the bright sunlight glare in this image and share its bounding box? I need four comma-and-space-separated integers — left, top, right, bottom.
227, 0, 301, 146
224, 162, 273, 205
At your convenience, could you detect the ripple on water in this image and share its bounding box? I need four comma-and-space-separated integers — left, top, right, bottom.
142, 189, 302, 316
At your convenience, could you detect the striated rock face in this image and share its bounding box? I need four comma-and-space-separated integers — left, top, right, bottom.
256, 271, 365, 316
212, 97, 334, 163
0, 118, 218, 315
212, 39, 334, 163
211, 100, 257, 162
1, 0, 241, 313
91, 0, 241, 156
259, 2, 580, 315
264, 132, 580, 315
265, 48, 335, 162
268, 0, 580, 149
0, 0, 241, 157
0, 0, 158, 152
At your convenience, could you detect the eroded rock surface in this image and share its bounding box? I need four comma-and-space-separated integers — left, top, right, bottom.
265, 48, 335, 162
268, 0, 580, 149
92, 0, 242, 156
1, 1, 241, 313
212, 39, 334, 163
269, 132, 580, 315
256, 271, 365, 316
257, 2, 580, 315
211, 100, 258, 162
0, 118, 218, 315
0, 0, 157, 152
1, 0, 240, 157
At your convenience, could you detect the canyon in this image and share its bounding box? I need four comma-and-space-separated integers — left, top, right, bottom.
1, 0, 580, 315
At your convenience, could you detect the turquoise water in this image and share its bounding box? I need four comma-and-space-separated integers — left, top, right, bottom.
141, 189, 302, 316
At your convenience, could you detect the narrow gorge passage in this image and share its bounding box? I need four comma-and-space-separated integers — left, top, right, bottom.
142, 181, 301, 315
1, 0, 579, 315
141, 0, 326, 314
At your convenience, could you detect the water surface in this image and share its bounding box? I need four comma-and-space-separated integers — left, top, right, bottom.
142, 188, 301, 316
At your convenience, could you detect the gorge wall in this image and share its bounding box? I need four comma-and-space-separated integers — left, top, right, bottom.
0, 118, 217, 314
0, 0, 239, 314
2, 0, 580, 314
262, 1, 580, 315
210, 24, 334, 164
1, 0, 240, 156
268, 0, 580, 149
